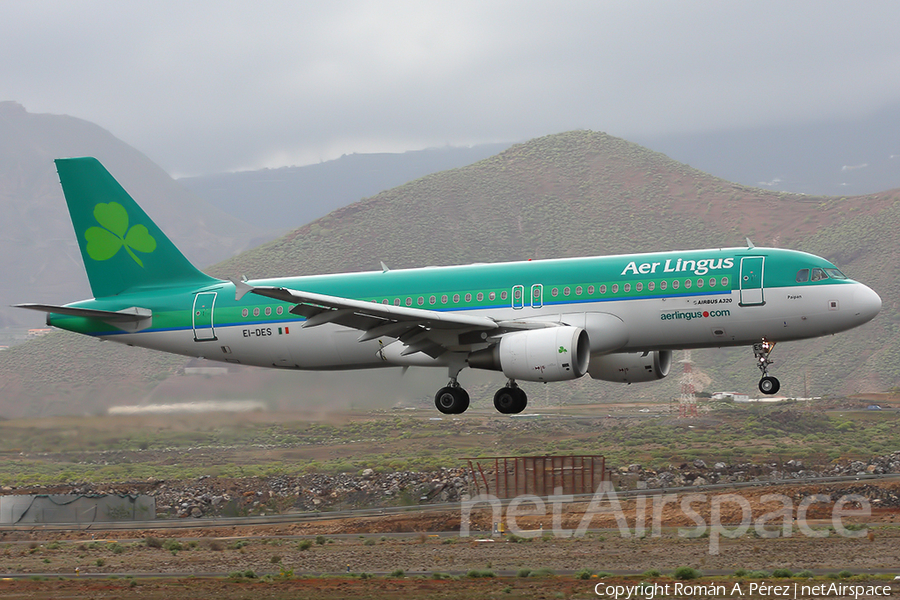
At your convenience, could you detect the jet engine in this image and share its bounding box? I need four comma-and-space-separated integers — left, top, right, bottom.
587, 350, 673, 383
468, 326, 590, 382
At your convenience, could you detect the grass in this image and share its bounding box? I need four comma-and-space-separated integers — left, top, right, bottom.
0, 400, 896, 487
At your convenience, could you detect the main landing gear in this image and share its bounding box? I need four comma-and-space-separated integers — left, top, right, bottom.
433, 369, 528, 415
753, 339, 780, 395
493, 381, 528, 414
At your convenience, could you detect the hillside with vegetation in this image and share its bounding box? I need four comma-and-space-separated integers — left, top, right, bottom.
2, 130, 898, 417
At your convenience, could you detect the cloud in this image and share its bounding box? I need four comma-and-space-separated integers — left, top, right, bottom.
3, 1, 900, 175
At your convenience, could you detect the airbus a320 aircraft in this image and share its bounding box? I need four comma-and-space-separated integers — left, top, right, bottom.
18, 158, 882, 414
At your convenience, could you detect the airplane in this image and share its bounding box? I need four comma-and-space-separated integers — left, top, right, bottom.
17, 157, 882, 415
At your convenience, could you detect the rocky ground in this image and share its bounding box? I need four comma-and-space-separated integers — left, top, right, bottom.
3, 452, 899, 520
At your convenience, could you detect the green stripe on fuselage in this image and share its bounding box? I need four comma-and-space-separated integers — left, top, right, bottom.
50, 246, 852, 337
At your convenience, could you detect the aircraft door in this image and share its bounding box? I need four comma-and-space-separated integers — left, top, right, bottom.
531, 284, 543, 309
512, 285, 525, 310
192, 292, 218, 341
739, 257, 765, 306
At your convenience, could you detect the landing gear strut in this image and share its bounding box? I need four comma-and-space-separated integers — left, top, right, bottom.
493, 380, 528, 414
434, 361, 470, 414
753, 339, 780, 395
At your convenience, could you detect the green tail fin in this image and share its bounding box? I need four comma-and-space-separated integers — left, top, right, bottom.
55, 157, 220, 298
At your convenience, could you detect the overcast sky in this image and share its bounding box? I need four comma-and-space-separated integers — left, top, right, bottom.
4, 1, 900, 177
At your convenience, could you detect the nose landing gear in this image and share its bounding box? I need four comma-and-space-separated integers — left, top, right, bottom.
753, 339, 780, 395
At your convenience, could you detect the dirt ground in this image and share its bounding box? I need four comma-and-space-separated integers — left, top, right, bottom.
1, 480, 899, 598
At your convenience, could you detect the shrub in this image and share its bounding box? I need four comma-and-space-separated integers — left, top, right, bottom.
734, 569, 748, 577
315, 535, 326, 545
207, 540, 224, 552
389, 569, 405, 578
363, 538, 376, 546
529, 568, 556, 577
109, 543, 124, 555
747, 571, 770, 579
517, 569, 531, 578
95, 558, 105, 567
596, 572, 614, 579
145, 536, 163, 549
575, 569, 593, 580
162, 539, 182, 552
270, 555, 282, 564
298, 540, 313, 551
838, 570, 853, 579
643, 568, 662, 578
673, 566, 701, 580
795, 570, 814, 578
432, 572, 451, 580
467, 569, 495, 578
773, 569, 793, 578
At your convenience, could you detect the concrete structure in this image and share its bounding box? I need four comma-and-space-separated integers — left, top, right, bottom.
0, 494, 155, 524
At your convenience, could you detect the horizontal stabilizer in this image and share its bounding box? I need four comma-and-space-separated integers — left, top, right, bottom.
14, 304, 153, 332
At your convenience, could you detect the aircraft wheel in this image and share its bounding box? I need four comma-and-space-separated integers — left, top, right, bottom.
435, 386, 469, 414
759, 376, 780, 395
512, 387, 528, 414
493, 388, 518, 414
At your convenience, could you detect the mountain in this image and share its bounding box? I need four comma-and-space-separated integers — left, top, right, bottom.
178, 143, 513, 230
632, 102, 900, 197
0, 101, 266, 329
2, 130, 897, 417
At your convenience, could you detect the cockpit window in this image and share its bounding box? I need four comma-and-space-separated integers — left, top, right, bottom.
795, 269, 809, 283
810, 268, 828, 281
824, 268, 847, 280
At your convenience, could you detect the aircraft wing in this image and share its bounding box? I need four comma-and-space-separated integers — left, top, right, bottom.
242, 283, 551, 358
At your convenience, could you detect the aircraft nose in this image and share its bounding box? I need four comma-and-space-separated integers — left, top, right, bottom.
853, 284, 881, 324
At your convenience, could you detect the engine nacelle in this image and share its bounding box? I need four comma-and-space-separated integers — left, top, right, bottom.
587, 350, 673, 383
468, 326, 590, 382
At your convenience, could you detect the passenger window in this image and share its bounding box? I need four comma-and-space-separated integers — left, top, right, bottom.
587, 285, 595, 295
429, 296, 436, 305
489, 292, 496, 301
612, 284, 619, 293
721, 276, 729, 287
465, 293, 472, 302
648, 281, 655, 291
635, 282, 642, 292
383, 299, 389, 305
672, 280, 680, 290
394, 299, 401, 306
623, 283, 631, 292
551, 288, 559, 297
253, 307, 260, 317
406, 298, 413, 306
709, 278, 716, 287
796, 269, 810, 283
563, 287, 570, 296
696, 278, 703, 288
477, 292, 483, 301
265, 307, 272, 316
810, 268, 828, 281
441, 295, 448, 304
242, 308, 249, 318
453, 294, 460, 303
600, 285, 607, 294
276, 306, 283, 315
660, 281, 667, 291
501, 291, 508, 300
575, 286, 583, 295
684, 279, 691, 289
417, 297, 424, 306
